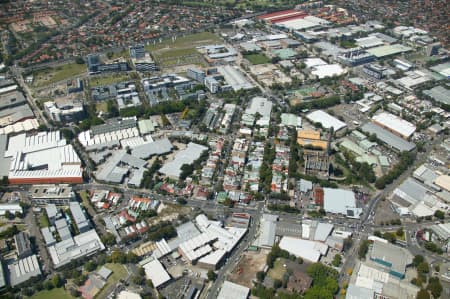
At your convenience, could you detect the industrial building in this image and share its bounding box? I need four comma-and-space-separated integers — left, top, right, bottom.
30, 184, 74, 205
4, 131, 83, 184
361, 123, 416, 152
159, 142, 208, 179
370, 240, 413, 279
48, 229, 105, 268
0, 203, 23, 216
297, 129, 329, 150
217, 66, 253, 91
423, 85, 450, 106
254, 214, 278, 249
281, 113, 302, 129
366, 44, 412, 58
243, 97, 272, 127
7, 254, 42, 287
177, 215, 247, 270
217, 281, 250, 299
14, 232, 32, 259
306, 110, 347, 132
372, 112, 416, 139
142, 259, 171, 288
0, 91, 34, 128
279, 236, 328, 262
322, 188, 362, 218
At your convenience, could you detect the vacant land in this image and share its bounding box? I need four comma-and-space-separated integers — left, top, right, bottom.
30, 288, 75, 299
268, 258, 287, 281
229, 250, 268, 288
145, 32, 220, 68
33, 63, 86, 87
244, 53, 271, 65
89, 74, 131, 87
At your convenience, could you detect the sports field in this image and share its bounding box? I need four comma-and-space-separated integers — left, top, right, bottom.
145, 32, 221, 68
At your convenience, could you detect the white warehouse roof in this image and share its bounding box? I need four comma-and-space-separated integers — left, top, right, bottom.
217, 281, 250, 299
159, 142, 208, 179
143, 259, 171, 288
323, 188, 362, 218
306, 110, 347, 131
372, 112, 416, 138
279, 237, 328, 262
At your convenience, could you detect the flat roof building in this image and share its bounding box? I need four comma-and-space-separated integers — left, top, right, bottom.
142, 259, 171, 288
8, 254, 41, 287
279, 237, 328, 262
306, 110, 347, 132
217, 281, 250, 299
5, 131, 83, 184
159, 142, 208, 179
372, 112, 416, 139
370, 240, 413, 279
217, 66, 253, 91
14, 232, 32, 259
30, 184, 74, 205
361, 123, 416, 152
69, 202, 91, 233
48, 229, 105, 268
323, 188, 362, 218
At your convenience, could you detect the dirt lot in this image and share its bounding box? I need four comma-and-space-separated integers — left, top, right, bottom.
373, 198, 400, 225
228, 250, 269, 288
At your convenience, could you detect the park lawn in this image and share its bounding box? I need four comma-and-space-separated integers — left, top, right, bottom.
33, 63, 86, 87
39, 214, 50, 228
244, 53, 270, 65
389, 231, 406, 241
89, 74, 130, 87
96, 102, 109, 113
30, 288, 75, 299
94, 263, 128, 299
267, 258, 286, 281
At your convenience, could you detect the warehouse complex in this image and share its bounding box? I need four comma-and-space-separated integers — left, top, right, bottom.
3, 131, 83, 184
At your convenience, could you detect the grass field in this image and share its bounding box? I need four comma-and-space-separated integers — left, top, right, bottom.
145, 32, 220, 67
39, 214, 50, 228
95, 263, 128, 299
30, 288, 75, 299
267, 259, 287, 280
89, 74, 130, 87
96, 102, 109, 113
33, 63, 86, 87
244, 53, 271, 65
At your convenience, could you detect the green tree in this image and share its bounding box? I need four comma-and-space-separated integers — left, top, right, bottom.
44, 280, 54, 290
52, 274, 63, 288
332, 254, 342, 267
358, 240, 369, 259
427, 277, 442, 298
84, 261, 97, 272
434, 210, 445, 220
413, 255, 425, 267
396, 227, 404, 237
207, 270, 217, 281
416, 289, 430, 299
273, 279, 282, 289
101, 232, 117, 246
417, 262, 430, 274
256, 271, 265, 282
